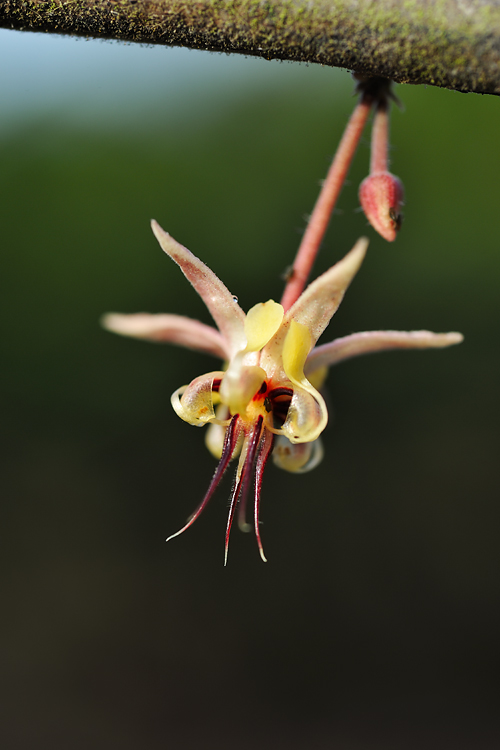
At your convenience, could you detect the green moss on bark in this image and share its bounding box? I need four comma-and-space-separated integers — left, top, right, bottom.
1, 0, 499, 94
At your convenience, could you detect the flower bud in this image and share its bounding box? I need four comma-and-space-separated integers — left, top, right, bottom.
359, 171, 404, 242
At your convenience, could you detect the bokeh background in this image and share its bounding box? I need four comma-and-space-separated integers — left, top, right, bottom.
1, 29, 499, 749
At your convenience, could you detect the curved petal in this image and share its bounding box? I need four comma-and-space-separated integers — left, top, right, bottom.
244, 301, 284, 352
220, 365, 267, 418
219, 301, 283, 417
280, 386, 327, 444
305, 330, 464, 374
285, 237, 369, 348
280, 320, 328, 444
171, 371, 226, 427
151, 220, 246, 356
101, 312, 230, 360
272, 435, 324, 473
205, 421, 227, 459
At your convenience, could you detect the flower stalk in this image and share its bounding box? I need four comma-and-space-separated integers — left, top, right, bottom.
281, 77, 397, 311
280, 95, 372, 311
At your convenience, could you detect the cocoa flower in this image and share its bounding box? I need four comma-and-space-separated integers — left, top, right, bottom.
103, 221, 462, 562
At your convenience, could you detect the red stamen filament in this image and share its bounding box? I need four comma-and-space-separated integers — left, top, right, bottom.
224, 415, 264, 566
167, 383, 293, 562
267, 387, 293, 400
165, 415, 239, 543
253, 429, 275, 563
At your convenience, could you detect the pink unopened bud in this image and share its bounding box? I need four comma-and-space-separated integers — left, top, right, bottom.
359, 171, 404, 242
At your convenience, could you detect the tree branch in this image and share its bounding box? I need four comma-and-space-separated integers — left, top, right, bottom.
1, 0, 500, 95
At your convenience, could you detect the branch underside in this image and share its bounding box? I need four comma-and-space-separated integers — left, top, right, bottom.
1, 0, 500, 95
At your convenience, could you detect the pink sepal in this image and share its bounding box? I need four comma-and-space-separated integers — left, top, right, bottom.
101, 312, 230, 360
305, 330, 463, 374
151, 220, 246, 357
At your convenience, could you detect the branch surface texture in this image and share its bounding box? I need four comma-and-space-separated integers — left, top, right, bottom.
1, 0, 500, 95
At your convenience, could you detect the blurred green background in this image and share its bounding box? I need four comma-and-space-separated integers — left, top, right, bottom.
1, 29, 499, 749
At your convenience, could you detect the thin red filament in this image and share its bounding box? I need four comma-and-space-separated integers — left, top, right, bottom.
253, 429, 275, 563
166, 415, 240, 543
224, 415, 264, 565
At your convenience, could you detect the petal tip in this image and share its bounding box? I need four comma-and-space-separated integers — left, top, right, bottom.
354, 236, 370, 254
151, 218, 169, 244
342, 235, 370, 277
100, 312, 121, 333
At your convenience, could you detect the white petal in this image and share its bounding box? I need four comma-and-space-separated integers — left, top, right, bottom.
171, 371, 225, 426
205, 406, 229, 459
101, 313, 230, 360
305, 330, 464, 374
272, 436, 324, 473
285, 237, 369, 348
244, 301, 284, 352
272, 319, 328, 444
219, 364, 267, 418
151, 220, 246, 356
280, 385, 328, 444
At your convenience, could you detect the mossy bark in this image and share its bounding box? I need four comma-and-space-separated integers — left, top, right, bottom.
1, 0, 500, 95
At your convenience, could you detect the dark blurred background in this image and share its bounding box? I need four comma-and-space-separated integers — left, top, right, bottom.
1, 30, 499, 750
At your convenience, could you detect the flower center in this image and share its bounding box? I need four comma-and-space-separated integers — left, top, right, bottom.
218, 373, 294, 432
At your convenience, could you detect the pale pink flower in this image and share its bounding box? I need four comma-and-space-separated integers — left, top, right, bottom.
103, 221, 462, 563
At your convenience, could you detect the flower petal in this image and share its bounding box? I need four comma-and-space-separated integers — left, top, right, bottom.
101, 312, 230, 360
244, 301, 284, 352
281, 386, 327, 444
151, 220, 246, 356
285, 237, 369, 348
220, 364, 267, 418
280, 320, 328, 444
305, 330, 464, 374
273, 435, 324, 473
171, 371, 226, 426
205, 420, 227, 459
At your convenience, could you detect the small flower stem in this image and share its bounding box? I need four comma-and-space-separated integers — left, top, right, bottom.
370, 103, 389, 174
280, 96, 372, 312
